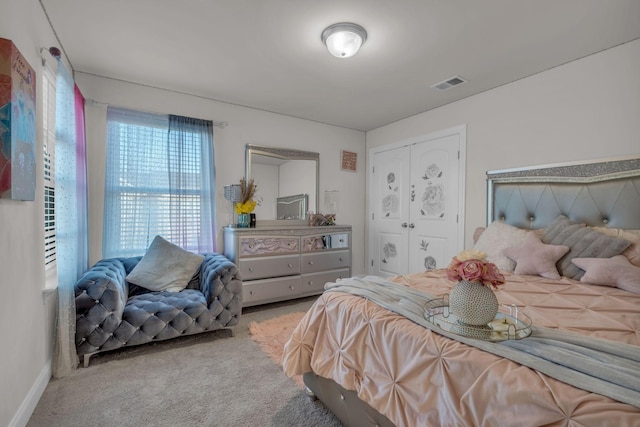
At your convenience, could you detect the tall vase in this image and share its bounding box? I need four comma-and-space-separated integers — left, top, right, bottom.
448, 280, 498, 326
237, 213, 251, 228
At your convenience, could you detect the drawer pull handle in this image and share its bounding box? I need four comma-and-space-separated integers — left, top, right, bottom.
339, 257, 343, 262
308, 261, 314, 265
289, 286, 295, 290
249, 291, 255, 295
307, 281, 313, 286
288, 263, 293, 268
248, 267, 254, 272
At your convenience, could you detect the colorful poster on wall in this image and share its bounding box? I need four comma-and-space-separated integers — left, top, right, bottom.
0, 38, 36, 201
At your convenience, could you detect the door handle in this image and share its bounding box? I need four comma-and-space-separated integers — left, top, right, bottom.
409, 223, 415, 229
401, 222, 408, 228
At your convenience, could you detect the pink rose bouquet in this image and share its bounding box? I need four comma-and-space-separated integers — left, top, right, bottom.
446, 249, 505, 289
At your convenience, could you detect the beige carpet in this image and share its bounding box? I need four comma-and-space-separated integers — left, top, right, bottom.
248, 311, 306, 388
28, 297, 343, 427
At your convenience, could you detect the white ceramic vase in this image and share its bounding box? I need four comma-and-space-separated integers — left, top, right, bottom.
449, 280, 498, 326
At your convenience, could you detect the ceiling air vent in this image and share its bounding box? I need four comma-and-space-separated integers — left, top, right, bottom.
431, 75, 467, 91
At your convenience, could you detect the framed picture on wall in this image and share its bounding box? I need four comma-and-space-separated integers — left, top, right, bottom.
340, 150, 357, 172
0, 38, 37, 201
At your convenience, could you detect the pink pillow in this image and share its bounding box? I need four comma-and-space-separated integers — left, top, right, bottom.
504, 232, 570, 280
473, 221, 530, 272
572, 255, 640, 294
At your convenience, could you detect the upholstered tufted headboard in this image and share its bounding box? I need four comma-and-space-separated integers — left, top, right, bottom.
486, 156, 640, 230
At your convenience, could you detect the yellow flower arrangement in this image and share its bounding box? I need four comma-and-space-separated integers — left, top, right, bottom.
235, 177, 258, 214
235, 200, 257, 214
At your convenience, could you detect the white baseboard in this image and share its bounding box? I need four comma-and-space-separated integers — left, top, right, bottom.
9, 360, 51, 427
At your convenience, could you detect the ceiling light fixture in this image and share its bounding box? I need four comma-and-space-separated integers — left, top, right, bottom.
321, 22, 367, 58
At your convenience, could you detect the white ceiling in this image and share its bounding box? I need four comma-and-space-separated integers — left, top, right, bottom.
39, 0, 640, 132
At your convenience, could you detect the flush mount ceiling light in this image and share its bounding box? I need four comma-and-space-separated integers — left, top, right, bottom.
321, 22, 367, 58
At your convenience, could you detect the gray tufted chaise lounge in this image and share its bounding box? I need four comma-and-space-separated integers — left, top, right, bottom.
75, 253, 242, 367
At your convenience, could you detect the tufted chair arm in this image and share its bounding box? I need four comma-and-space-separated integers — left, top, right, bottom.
75, 258, 129, 354
199, 253, 243, 325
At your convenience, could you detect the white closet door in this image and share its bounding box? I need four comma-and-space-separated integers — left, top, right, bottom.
369, 146, 410, 277
368, 126, 464, 276
408, 134, 461, 273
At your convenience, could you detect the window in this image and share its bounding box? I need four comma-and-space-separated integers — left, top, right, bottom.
104, 107, 216, 258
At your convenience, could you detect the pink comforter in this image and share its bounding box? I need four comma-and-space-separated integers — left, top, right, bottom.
282, 271, 640, 427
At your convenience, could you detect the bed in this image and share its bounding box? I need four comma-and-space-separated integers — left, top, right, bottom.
282, 156, 640, 427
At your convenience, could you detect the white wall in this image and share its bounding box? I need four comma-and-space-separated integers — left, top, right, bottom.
77, 73, 367, 272
0, 1, 65, 426
366, 39, 640, 259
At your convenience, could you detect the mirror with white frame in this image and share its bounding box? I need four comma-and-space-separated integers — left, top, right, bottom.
245, 144, 319, 222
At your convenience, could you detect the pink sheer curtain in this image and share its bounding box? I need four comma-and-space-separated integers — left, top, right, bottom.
74, 85, 88, 276
52, 79, 89, 378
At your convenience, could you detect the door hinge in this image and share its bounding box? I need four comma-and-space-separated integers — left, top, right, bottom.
372, 213, 374, 220
371, 259, 374, 267
372, 166, 375, 174
457, 150, 460, 160
456, 214, 459, 223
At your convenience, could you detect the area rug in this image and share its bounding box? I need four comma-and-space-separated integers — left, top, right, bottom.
249, 311, 306, 388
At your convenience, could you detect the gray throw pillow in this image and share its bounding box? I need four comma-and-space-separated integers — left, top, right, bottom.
126, 235, 204, 292
542, 216, 631, 280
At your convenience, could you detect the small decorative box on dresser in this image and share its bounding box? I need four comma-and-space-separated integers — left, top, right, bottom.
224, 225, 352, 307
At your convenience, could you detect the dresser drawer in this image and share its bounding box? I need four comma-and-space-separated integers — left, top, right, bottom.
242, 276, 302, 307
240, 236, 299, 257
301, 250, 350, 274
300, 268, 351, 296
302, 233, 350, 252
239, 255, 300, 280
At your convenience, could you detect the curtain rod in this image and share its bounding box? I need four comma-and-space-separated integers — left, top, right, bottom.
84, 98, 229, 128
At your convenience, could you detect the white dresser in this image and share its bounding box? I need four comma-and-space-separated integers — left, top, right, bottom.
223, 225, 351, 307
